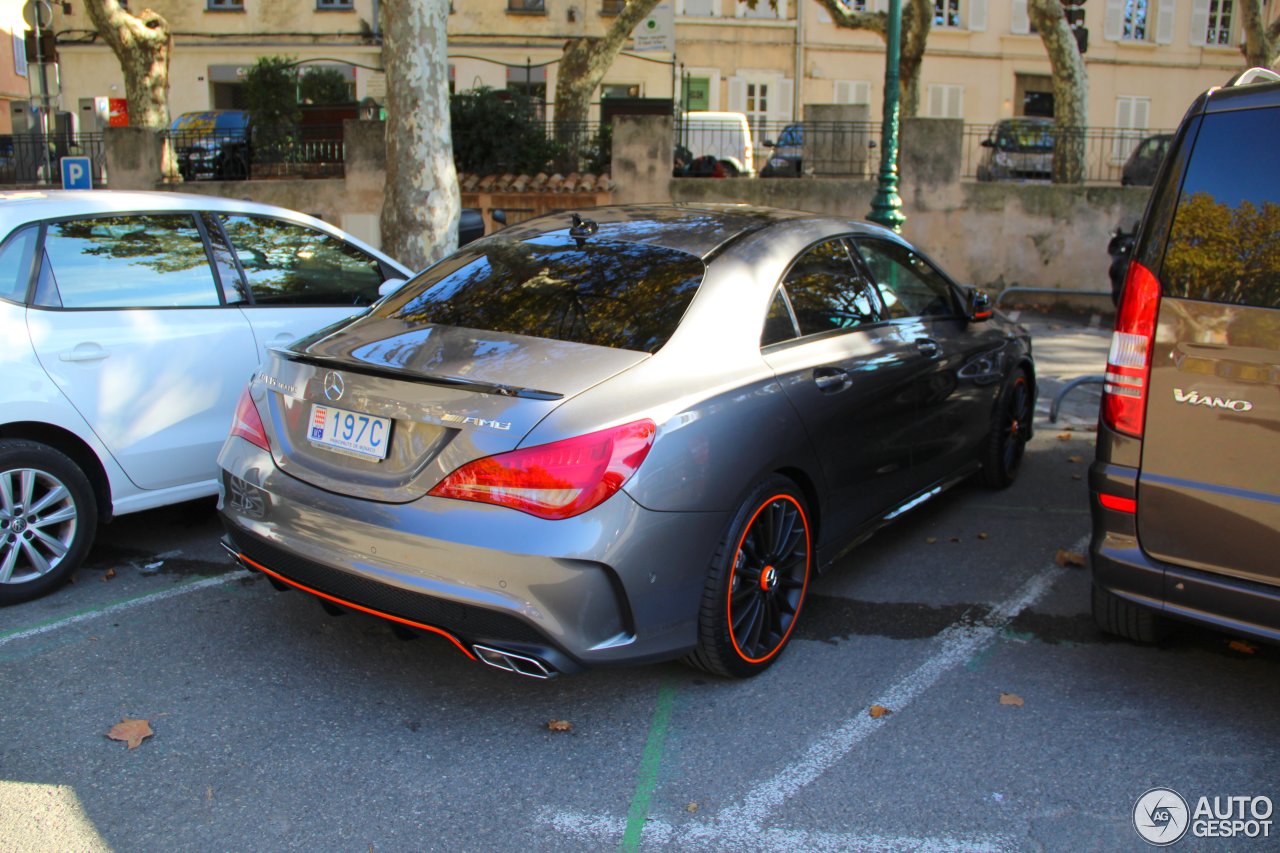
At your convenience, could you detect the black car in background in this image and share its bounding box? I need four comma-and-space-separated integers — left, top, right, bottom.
1090, 68, 1280, 645
1120, 133, 1173, 186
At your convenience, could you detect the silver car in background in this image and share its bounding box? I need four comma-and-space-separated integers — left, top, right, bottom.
219, 205, 1035, 678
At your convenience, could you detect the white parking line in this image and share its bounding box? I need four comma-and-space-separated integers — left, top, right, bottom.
0, 571, 250, 648
542, 535, 1087, 851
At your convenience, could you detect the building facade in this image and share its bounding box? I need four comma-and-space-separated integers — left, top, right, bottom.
34, 0, 1280, 140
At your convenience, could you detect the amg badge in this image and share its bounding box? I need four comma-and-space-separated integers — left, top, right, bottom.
1173, 388, 1254, 412
441, 413, 512, 431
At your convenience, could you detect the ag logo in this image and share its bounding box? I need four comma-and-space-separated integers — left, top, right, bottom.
1134, 787, 1190, 846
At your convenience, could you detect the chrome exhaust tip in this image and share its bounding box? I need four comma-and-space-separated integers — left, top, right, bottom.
472, 644, 556, 679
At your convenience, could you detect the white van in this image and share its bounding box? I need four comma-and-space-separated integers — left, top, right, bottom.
678, 111, 754, 177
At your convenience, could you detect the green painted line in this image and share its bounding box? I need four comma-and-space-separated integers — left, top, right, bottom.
619, 679, 678, 853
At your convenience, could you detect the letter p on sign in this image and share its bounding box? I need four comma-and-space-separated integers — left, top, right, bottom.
61, 156, 93, 190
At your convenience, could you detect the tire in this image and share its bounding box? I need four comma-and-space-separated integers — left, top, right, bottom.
1092, 582, 1169, 643
718, 160, 741, 178
981, 369, 1033, 488
685, 475, 812, 678
0, 440, 98, 605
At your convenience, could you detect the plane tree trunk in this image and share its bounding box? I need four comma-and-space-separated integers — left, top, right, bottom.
84, 0, 179, 181
1029, 0, 1088, 184
379, 0, 460, 270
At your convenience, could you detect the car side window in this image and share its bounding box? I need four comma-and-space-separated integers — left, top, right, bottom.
39, 215, 220, 309
780, 238, 880, 338
0, 226, 37, 304
219, 214, 385, 307
852, 239, 957, 319
761, 287, 798, 346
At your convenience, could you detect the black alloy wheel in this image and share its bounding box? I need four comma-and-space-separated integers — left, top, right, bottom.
687, 476, 811, 678
983, 370, 1033, 488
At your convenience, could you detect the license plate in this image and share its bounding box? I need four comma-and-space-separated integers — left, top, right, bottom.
308, 404, 391, 460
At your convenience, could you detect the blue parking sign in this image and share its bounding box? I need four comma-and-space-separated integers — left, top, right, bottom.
60, 156, 93, 190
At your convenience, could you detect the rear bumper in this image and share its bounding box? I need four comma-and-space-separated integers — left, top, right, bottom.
217, 438, 728, 673
1090, 462, 1280, 644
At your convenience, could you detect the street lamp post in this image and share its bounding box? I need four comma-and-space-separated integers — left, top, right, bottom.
868, 0, 905, 233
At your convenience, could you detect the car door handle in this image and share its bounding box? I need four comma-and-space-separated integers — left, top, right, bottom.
915, 338, 941, 358
59, 343, 109, 363
813, 367, 853, 394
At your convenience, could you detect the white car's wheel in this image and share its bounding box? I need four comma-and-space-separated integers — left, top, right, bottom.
0, 440, 98, 605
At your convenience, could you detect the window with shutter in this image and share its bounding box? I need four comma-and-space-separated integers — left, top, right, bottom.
1010, 0, 1030, 33
1113, 95, 1150, 161
1155, 0, 1175, 43
927, 84, 964, 118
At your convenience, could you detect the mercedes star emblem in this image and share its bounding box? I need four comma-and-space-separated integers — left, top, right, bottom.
323, 371, 345, 402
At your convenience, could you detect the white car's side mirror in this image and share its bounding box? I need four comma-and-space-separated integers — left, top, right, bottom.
378, 277, 407, 298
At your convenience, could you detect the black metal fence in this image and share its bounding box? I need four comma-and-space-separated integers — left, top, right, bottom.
167, 125, 346, 181
674, 120, 882, 178
960, 123, 1175, 184
0, 133, 106, 186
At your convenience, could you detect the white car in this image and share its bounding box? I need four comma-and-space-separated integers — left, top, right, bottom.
0, 190, 412, 603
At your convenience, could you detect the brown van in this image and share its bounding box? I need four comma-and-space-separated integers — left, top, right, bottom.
1090, 68, 1280, 643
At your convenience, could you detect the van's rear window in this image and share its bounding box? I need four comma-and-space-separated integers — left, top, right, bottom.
1162, 109, 1280, 309
374, 234, 704, 353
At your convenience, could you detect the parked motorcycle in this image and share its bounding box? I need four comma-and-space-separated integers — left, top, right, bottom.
1108, 223, 1137, 306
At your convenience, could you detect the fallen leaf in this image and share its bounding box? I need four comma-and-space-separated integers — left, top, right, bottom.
686, 802, 700, 813
106, 717, 153, 749
868, 705, 891, 719
1071, 474, 1083, 481
1057, 432, 1073, 441
1055, 549, 1086, 568
547, 719, 572, 732
1067, 455, 1083, 463
949, 536, 961, 543
977, 532, 989, 540
1228, 640, 1257, 655
925, 537, 938, 545
206, 787, 214, 801
101, 568, 116, 582
999, 692, 1024, 707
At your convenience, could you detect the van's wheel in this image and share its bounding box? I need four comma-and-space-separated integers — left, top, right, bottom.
1092, 583, 1169, 643
685, 475, 812, 678
982, 369, 1033, 488
0, 440, 97, 605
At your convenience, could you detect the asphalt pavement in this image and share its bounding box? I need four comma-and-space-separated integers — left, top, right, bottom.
2, 311, 1276, 853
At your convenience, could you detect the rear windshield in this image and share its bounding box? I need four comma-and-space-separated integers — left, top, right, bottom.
373, 234, 704, 353
1162, 107, 1279, 309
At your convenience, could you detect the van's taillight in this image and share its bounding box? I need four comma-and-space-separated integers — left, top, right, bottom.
230, 387, 271, 451
429, 420, 656, 520
1103, 261, 1161, 437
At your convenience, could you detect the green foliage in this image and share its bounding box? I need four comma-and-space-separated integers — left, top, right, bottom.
243, 56, 301, 127
450, 87, 561, 174
1164, 192, 1280, 308
299, 67, 354, 105
243, 56, 301, 163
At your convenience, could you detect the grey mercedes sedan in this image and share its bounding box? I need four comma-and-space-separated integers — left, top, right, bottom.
218, 205, 1034, 678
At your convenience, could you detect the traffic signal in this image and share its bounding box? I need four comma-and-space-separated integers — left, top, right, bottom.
1060, 0, 1088, 53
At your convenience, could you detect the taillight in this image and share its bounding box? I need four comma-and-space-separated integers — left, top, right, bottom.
230, 386, 271, 451
1102, 260, 1161, 437
1098, 493, 1137, 513
428, 419, 656, 520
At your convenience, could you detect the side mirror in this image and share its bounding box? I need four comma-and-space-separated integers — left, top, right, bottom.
980, 139, 994, 148
491, 209, 508, 226
962, 286, 993, 322
378, 277, 407, 298
763, 139, 776, 148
